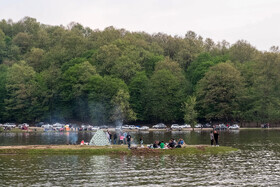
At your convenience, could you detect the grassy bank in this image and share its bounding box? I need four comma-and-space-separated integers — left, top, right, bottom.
0, 145, 238, 155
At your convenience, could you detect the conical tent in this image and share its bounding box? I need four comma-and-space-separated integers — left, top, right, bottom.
89, 129, 110, 146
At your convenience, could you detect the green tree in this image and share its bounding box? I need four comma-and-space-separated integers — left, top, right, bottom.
40, 63, 62, 122
0, 64, 8, 121
229, 40, 258, 63
87, 76, 128, 124
186, 53, 229, 91
12, 32, 32, 54
4, 61, 36, 122
93, 44, 121, 75
196, 63, 244, 122
146, 69, 185, 122
182, 96, 197, 130
111, 89, 136, 123
25, 48, 45, 72
61, 61, 97, 121
129, 71, 149, 121
0, 29, 6, 63
245, 52, 280, 124
111, 56, 141, 83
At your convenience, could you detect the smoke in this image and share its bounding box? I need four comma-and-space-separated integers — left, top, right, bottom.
88, 102, 107, 126
115, 119, 123, 127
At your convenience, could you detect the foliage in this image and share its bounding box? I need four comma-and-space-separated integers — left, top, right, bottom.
111, 89, 136, 122
0, 17, 280, 125
146, 69, 186, 122
196, 63, 244, 122
129, 72, 149, 120
183, 96, 197, 130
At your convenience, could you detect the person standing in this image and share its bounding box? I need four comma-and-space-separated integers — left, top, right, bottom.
210, 131, 214, 146
214, 130, 219, 146
140, 137, 143, 147
113, 133, 117, 144
109, 131, 112, 144
126, 133, 132, 149
123, 132, 127, 144
119, 133, 124, 144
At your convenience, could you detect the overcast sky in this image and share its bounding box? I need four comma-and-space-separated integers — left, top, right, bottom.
0, 0, 280, 50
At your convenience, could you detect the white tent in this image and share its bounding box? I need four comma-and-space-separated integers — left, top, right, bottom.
89, 129, 110, 146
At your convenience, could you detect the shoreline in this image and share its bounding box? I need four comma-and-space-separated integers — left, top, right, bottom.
1, 127, 279, 133
0, 145, 238, 155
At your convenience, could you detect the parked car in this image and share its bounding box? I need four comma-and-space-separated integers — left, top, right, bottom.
203, 123, 212, 128
92, 126, 100, 131
99, 125, 109, 129
195, 124, 202, 128
229, 124, 240, 130
215, 124, 227, 130
115, 126, 122, 131
139, 126, 149, 130
152, 123, 167, 129
35, 122, 45, 127
181, 124, 191, 128
53, 123, 64, 130
122, 125, 139, 130
18, 123, 29, 129
3, 123, 16, 128
171, 124, 180, 129
86, 125, 93, 131
42, 124, 53, 129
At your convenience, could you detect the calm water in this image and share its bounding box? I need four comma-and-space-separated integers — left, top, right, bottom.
1, 130, 280, 186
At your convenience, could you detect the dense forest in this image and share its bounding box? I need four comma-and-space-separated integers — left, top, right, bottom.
0, 17, 280, 125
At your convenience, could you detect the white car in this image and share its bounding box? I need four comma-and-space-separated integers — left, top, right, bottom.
152, 123, 167, 129
171, 124, 181, 129
86, 125, 93, 130
122, 125, 139, 130
229, 124, 240, 130
171, 124, 191, 130
18, 123, 29, 129
115, 126, 122, 131
3, 123, 16, 128
139, 126, 149, 130
92, 126, 100, 131
53, 123, 64, 128
181, 124, 191, 128
195, 124, 202, 128
42, 124, 53, 129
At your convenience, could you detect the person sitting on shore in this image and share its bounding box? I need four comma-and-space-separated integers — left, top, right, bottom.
160, 141, 165, 149
178, 138, 185, 146
153, 141, 159, 148
168, 139, 175, 148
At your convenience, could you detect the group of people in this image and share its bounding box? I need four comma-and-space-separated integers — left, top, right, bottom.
149, 138, 185, 149
106, 130, 132, 148
84, 129, 220, 148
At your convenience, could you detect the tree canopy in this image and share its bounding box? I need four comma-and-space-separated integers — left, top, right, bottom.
0, 17, 279, 125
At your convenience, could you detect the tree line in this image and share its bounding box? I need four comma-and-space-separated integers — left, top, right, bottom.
0, 17, 280, 125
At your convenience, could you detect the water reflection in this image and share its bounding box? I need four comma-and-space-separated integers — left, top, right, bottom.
2, 130, 280, 186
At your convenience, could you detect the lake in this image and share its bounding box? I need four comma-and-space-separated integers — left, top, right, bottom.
1, 129, 280, 186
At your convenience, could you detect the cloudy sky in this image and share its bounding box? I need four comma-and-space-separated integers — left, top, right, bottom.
0, 0, 280, 50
